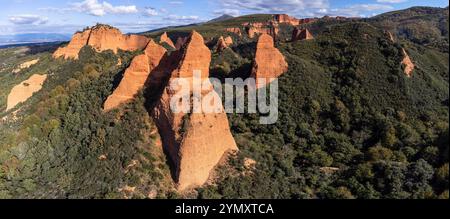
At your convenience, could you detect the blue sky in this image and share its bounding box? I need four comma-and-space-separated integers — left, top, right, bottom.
0, 0, 447, 35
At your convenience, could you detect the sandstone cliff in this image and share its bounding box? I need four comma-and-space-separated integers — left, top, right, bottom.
53, 29, 92, 59
6, 74, 47, 111
401, 48, 415, 77
153, 31, 238, 191
273, 14, 300, 25
160, 32, 175, 49
53, 25, 149, 60
245, 22, 279, 39
251, 33, 288, 87
292, 28, 314, 41
225, 27, 242, 36
104, 40, 167, 111
215, 36, 233, 52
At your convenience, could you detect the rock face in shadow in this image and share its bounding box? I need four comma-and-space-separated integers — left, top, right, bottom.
104, 40, 167, 111
6, 74, 47, 111
53, 25, 149, 60
292, 28, 314, 41
251, 33, 288, 87
401, 48, 415, 77
175, 36, 189, 50
153, 31, 238, 191
159, 32, 175, 49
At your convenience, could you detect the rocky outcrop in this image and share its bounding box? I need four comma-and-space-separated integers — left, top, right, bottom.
53, 25, 149, 60
6, 74, 47, 111
273, 14, 317, 25
215, 36, 233, 52
104, 40, 167, 111
225, 27, 242, 36
159, 32, 175, 49
292, 28, 314, 41
401, 48, 415, 77
175, 37, 188, 50
251, 34, 288, 87
53, 29, 92, 59
153, 31, 238, 190
87, 25, 149, 53
273, 14, 300, 25
224, 36, 233, 45
12, 59, 39, 73
245, 22, 279, 39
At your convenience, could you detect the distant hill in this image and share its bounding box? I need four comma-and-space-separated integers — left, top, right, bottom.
369, 6, 449, 52
207, 14, 234, 23
0, 33, 71, 46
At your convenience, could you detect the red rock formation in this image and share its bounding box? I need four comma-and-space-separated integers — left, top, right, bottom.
215, 36, 233, 52
53, 25, 149, 60
273, 14, 317, 25
153, 31, 238, 190
246, 23, 279, 39
273, 14, 300, 25
53, 29, 92, 59
104, 40, 167, 111
401, 48, 415, 77
175, 36, 189, 50
122, 34, 153, 51
251, 34, 288, 87
225, 27, 242, 36
160, 32, 175, 49
292, 28, 314, 41
224, 36, 233, 46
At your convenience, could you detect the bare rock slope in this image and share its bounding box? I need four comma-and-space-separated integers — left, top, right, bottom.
6, 74, 47, 111
104, 40, 167, 111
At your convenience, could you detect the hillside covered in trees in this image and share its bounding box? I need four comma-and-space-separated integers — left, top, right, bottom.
0, 6, 448, 199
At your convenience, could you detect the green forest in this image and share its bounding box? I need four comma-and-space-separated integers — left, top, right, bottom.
0, 6, 448, 199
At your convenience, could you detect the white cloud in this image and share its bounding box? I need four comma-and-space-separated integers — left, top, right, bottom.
329, 4, 394, 17
71, 0, 138, 16
217, 0, 329, 15
166, 15, 200, 22
9, 15, 49, 25
376, 0, 407, 3
144, 7, 159, 16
